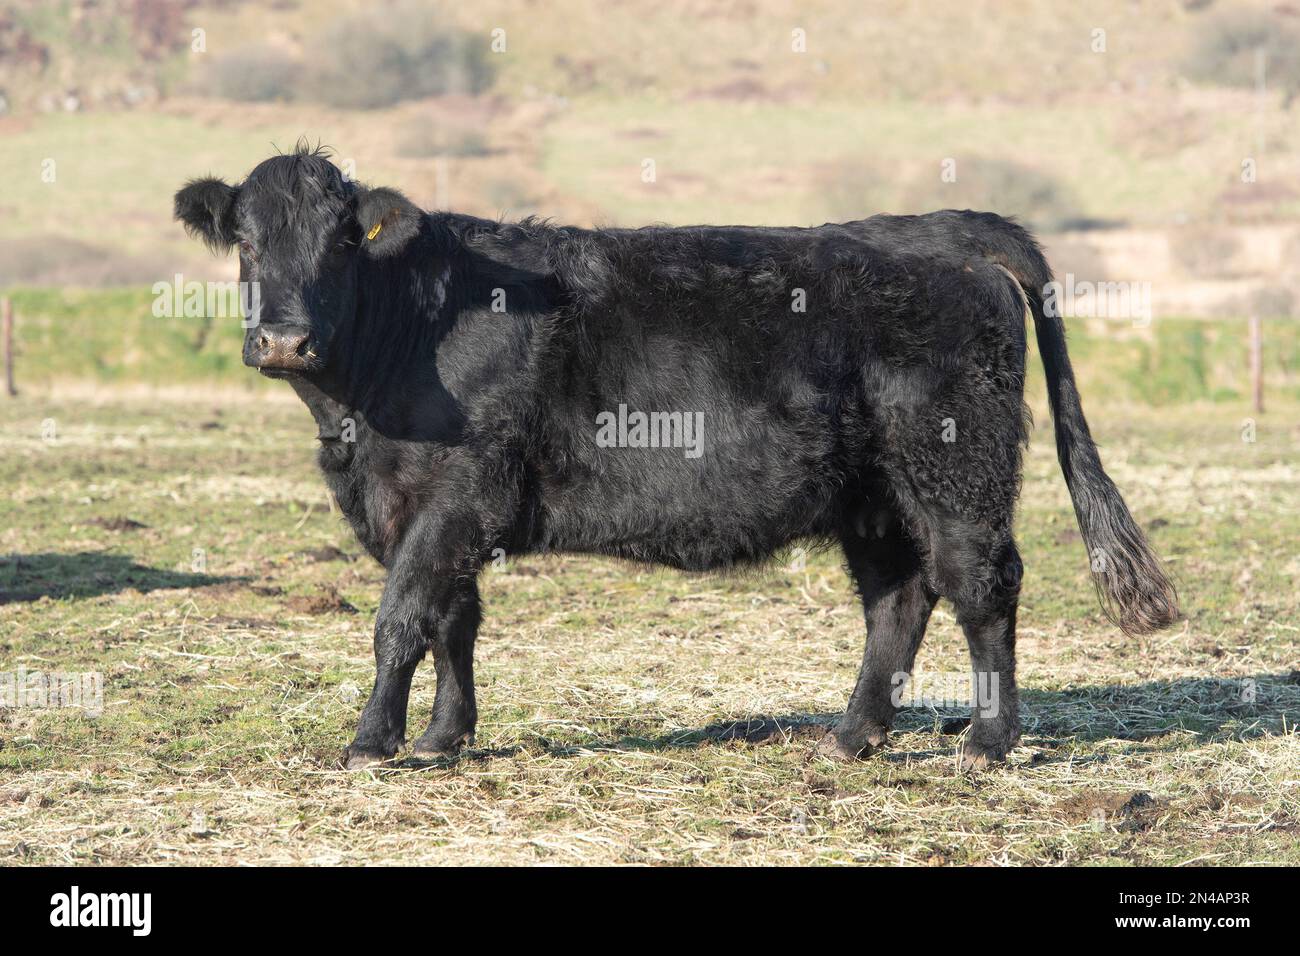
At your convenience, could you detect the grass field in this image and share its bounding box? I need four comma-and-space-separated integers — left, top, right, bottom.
1, 329, 1297, 864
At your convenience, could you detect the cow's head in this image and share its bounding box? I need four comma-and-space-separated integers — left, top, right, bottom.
174, 145, 422, 379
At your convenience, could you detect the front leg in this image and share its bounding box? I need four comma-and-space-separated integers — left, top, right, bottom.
343, 610, 423, 768
411, 579, 480, 758
344, 513, 482, 769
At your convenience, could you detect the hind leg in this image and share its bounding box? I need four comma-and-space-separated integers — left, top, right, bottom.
920, 513, 1023, 769
958, 596, 1019, 769
820, 518, 938, 760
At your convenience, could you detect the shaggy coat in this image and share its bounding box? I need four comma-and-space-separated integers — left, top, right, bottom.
175, 147, 1178, 769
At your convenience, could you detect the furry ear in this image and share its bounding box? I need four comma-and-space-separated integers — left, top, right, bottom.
174, 177, 238, 253
355, 186, 423, 257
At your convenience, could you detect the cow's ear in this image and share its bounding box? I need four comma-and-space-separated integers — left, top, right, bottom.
355, 186, 422, 257
174, 177, 238, 253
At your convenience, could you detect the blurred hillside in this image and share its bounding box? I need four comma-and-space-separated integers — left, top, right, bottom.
0, 0, 1298, 319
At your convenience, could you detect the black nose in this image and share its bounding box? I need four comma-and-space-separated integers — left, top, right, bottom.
247, 328, 312, 370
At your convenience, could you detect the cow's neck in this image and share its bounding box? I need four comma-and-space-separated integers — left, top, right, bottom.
343, 243, 455, 402
289, 376, 356, 444
317, 217, 551, 444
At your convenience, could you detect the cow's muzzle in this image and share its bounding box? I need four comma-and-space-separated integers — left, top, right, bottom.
244, 326, 316, 373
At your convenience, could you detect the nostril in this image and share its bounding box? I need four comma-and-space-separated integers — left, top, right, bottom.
250, 329, 313, 368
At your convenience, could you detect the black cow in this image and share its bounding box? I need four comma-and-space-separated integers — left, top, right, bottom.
175, 145, 1178, 770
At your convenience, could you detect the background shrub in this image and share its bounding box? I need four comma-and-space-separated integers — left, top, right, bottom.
397, 119, 492, 158
304, 7, 493, 109
205, 43, 297, 103
899, 158, 1078, 230
1169, 226, 1243, 277
201, 6, 493, 109
1183, 11, 1300, 106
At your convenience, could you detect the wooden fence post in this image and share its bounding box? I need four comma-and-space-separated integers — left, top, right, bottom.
1249, 314, 1263, 415
2, 297, 15, 398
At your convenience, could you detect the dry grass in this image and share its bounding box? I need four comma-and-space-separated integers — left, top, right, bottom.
0, 390, 1297, 865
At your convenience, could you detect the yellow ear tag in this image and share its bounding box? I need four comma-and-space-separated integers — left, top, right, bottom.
366, 223, 383, 240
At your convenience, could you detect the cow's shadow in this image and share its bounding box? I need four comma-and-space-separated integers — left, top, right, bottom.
0, 552, 229, 604
399, 671, 1299, 770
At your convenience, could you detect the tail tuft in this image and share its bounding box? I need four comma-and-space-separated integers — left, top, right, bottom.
988, 246, 1181, 635
1065, 452, 1180, 635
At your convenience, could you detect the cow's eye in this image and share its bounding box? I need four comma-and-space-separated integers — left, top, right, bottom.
238, 239, 256, 260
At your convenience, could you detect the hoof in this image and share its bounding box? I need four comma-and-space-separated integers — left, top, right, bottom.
816, 730, 880, 762
343, 746, 395, 770
959, 739, 1010, 772
411, 730, 473, 760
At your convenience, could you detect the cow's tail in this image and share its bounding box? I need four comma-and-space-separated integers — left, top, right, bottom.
989, 227, 1179, 635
